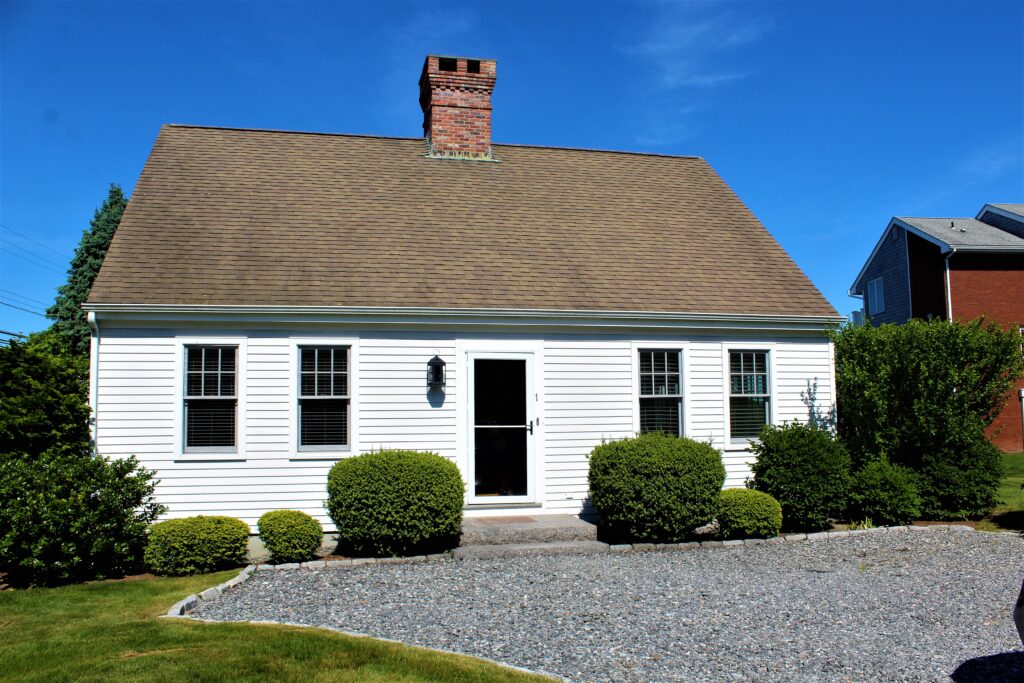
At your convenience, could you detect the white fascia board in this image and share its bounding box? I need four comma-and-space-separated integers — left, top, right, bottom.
83, 303, 844, 333
848, 218, 953, 295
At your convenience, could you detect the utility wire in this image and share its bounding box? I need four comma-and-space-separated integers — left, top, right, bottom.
0, 239, 67, 269
0, 296, 45, 315
0, 223, 72, 260
0, 247, 65, 275
0, 329, 27, 338
0, 300, 47, 317
0, 288, 49, 307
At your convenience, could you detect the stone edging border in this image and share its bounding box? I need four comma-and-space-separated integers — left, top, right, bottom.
164, 523, 980, 619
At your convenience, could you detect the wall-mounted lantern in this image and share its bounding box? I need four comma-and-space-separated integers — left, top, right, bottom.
427, 355, 446, 388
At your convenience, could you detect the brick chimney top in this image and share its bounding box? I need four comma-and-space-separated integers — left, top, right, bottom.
419, 55, 497, 160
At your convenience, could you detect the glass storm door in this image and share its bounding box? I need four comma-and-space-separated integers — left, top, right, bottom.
468, 354, 535, 504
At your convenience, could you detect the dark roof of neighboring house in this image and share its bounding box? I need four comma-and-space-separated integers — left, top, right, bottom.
897, 216, 1024, 250
87, 124, 837, 318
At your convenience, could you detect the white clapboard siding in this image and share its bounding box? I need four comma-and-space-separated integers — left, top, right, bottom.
95, 326, 835, 527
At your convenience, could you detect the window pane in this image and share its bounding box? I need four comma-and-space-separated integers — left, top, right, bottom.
204, 349, 220, 372
653, 374, 666, 395
666, 352, 679, 374
333, 373, 348, 397
203, 372, 219, 396
220, 372, 235, 396
220, 348, 236, 372
731, 396, 769, 440
639, 352, 653, 374
187, 348, 203, 372
317, 373, 331, 396
300, 399, 348, 447
640, 375, 653, 395
316, 349, 331, 372
301, 348, 316, 372
186, 372, 203, 396
186, 399, 236, 448
653, 352, 666, 373
666, 380, 680, 395
333, 350, 348, 373
300, 373, 315, 397
640, 397, 681, 435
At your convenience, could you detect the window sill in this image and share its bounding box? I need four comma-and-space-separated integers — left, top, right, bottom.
176, 452, 245, 462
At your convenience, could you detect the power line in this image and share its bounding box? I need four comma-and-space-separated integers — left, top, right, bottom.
0, 297, 45, 315
0, 239, 67, 269
0, 329, 27, 338
0, 223, 72, 260
0, 288, 49, 307
0, 300, 47, 317
0, 247, 65, 275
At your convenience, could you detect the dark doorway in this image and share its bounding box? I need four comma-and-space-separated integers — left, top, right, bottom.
473, 359, 528, 497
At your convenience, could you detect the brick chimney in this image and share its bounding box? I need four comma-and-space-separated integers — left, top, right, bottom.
419, 55, 497, 160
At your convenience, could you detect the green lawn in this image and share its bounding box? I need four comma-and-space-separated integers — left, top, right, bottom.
0, 571, 549, 683
977, 451, 1024, 532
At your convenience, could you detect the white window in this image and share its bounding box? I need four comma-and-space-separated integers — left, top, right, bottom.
298, 346, 350, 450
638, 349, 683, 436
184, 346, 237, 451
729, 350, 770, 440
867, 277, 885, 315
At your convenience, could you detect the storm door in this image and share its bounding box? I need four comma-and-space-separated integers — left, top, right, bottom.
468, 354, 535, 504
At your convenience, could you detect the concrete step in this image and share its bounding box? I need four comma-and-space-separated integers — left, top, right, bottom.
460, 514, 598, 546
453, 540, 609, 560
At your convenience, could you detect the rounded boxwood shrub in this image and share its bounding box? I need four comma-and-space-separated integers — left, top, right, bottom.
917, 440, 1003, 520
257, 510, 323, 564
848, 457, 921, 526
750, 423, 851, 532
717, 489, 782, 539
588, 433, 725, 543
327, 450, 464, 557
144, 516, 249, 576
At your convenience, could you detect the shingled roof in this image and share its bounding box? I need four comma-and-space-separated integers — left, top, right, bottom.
87, 124, 837, 318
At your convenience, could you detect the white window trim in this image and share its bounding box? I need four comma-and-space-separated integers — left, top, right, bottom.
630, 341, 690, 438
721, 343, 776, 449
174, 336, 247, 462
289, 336, 360, 460
868, 277, 885, 315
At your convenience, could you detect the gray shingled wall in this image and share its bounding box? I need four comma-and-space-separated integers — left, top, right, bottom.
862, 226, 911, 325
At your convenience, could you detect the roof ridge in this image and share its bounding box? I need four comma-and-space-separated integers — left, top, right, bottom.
164, 123, 704, 161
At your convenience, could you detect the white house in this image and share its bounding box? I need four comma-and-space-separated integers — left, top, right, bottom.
85, 55, 842, 529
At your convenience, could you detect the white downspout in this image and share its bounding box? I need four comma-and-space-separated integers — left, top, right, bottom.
943, 250, 955, 321
87, 311, 100, 451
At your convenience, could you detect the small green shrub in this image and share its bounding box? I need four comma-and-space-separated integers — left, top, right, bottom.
257, 510, 323, 564
145, 516, 249, 576
717, 489, 782, 539
750, 422, 852, 532
848, 457, 921, 526
326, 450, 464, 557
917, 441, 1003, 520
588, 433, 725, 543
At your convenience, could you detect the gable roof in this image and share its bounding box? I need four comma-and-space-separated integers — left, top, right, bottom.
87, 124, 837, 319
898, 216, 1024, 250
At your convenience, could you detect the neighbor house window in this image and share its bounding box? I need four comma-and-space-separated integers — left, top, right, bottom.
729, 350, 770, 441
185, 346, 237, 450
638, 349, 682, 435
299, 346, 349, 449
867, 277, 885, 315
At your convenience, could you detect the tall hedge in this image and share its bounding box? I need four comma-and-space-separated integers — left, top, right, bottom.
588, 433, 725, 543
832, 319, 1020, 518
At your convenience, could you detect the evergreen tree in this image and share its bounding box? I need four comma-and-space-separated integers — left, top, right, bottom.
47, 184, 127, 355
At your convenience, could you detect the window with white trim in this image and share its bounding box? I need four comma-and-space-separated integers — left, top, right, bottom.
299, 346, 349, 449
638, 349, 682, 436
184, 346, 237, 450
867, 277, 885, 315
729, 350, 770, 440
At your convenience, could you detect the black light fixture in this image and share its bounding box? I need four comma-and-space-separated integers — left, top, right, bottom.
427, 355, 446, 388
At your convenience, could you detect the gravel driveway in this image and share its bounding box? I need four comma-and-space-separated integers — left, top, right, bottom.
192, 528, 1024, 682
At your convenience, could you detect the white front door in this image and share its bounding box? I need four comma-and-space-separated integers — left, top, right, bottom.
467, 352, 536, 505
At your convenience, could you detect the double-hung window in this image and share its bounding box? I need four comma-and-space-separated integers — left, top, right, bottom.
184, 346, 237, 451
867, 277, 885, 315
638, 349, 683, 436
299, 346, 349, 450
729, 350, 770, 441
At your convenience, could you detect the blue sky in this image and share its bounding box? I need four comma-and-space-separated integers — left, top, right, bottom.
2, 0, 1021, 335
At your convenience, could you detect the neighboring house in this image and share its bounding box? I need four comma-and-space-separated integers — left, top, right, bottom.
849, 203, 1024, 452
84, 55, 842, 529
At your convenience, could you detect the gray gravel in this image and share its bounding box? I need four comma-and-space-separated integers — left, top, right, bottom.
192, 528, 1024, 682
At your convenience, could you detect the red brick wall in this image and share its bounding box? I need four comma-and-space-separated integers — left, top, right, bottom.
949, 253, 1024, 452
419, 56, 497, 159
